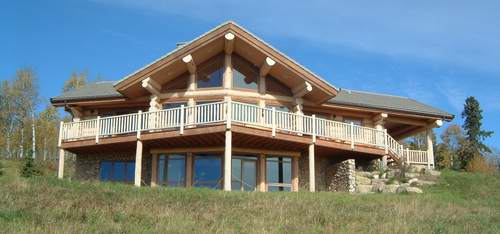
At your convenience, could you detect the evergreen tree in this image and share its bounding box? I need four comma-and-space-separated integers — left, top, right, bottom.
20, 150, 40, 177
0, 160, 4, 177
460, 97, 493, 168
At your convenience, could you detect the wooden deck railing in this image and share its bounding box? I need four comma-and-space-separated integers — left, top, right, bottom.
59, 101, 432, 167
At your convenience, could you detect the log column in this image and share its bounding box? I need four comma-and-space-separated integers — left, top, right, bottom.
186, 153, 193, 187
258, 154, 266, 192
426, 129, 434, 169
134, 140, 143, 187
308, 144, 315, 192
292, 156, 299, 192
151, 154, 158, 187
57, 148, 65, 179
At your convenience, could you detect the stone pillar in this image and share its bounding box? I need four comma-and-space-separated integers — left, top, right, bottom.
308, 144, 315, 192
426, 129, 434, 169
134, 140, 143, 187
151, 154, 158, 187
292, 157, 299, 192
347, 159, 356, 193
57, 148, 65, 179
258, 154, 266, 192
224, 130, 232, 191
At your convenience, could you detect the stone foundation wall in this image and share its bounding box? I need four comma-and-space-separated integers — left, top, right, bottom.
298, 155, 356, 192
75, 151, 152, 185
326, 159, 356, 192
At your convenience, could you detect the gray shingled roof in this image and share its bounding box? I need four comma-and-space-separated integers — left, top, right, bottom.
329, 89, 453, 118
51, 82, 453, 119
51, 81, 123, 103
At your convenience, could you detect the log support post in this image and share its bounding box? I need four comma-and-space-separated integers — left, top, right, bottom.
308, 143, 315, 192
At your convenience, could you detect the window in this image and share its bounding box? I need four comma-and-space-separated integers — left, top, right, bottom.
232, 156, 257, 191
163, 102, 187, 109
193, 154, 222, 189
197, 55, 224, 89
232, 55, 258, 90
343, 118, 362, 126
99, 161, 135, 183
198, 68, 224, 88
158, 154, 186, 187
266, 75, 292, 96
266, 157, 292, 191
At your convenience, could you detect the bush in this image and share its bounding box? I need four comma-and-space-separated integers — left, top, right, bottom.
0, 161, 4, 177
466, 155, 496, 175
20, 151, 41, 178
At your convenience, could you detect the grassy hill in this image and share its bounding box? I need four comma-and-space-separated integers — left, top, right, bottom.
0, 160, 499, 233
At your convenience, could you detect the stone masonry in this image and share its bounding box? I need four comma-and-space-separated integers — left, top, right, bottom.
75, 151, 152, 185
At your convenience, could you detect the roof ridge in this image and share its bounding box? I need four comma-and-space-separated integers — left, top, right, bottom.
341, 88, 409, 99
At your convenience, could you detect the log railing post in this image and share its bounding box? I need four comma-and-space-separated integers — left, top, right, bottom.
95, 116, 100, 144
350, 122, 354, 149
136, 111, 142, 139
271, 107, 276, 137
312, 115, 316, 143
180, 105, 185, 135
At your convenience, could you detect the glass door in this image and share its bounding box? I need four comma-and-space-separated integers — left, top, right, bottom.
232, 156, 257, 191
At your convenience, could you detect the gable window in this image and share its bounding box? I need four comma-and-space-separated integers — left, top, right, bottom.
158, 153, 186, 187
197, 55, 224, 88
99, 161, 135, 183
232, 55, 258, 90
266, 156, 292, 191
266, 75, 293, 96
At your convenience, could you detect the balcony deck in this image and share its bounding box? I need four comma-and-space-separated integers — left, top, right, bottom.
58, 101, 432, 167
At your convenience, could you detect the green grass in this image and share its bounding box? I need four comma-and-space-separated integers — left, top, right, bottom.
0, 160, 499, 233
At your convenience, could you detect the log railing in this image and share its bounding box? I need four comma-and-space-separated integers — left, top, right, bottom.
60, 101, 431, 167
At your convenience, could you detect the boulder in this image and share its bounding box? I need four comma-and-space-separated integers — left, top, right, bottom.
382, 185, 399, 193
408, 178, 419, 185
357, 185, 373, 194
372, 174, 379, 179
396, 184, 410, 193
357, 171, 372, 177
406, 187, 423, 194
356, 175, 372, 185
429, 170, 441, 176
372, 183, 384, 193
405, 172, 420, 178
416, 180, 436, 186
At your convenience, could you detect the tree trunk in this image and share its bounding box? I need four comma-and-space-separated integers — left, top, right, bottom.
19, 129, 24, 159
31, 112, 36, 159
6, 120, 14, 158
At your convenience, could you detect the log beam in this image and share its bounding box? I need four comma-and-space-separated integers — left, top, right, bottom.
224, 33, 235, 54
182, 54, 196, 74
259, 57, 276, 77
141, 77, 161, 96
292, 81, 313, 98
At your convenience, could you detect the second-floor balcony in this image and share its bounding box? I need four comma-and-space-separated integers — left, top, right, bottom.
59, 101, 432, 167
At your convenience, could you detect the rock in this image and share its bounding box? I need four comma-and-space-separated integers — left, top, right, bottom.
416, 180, 436, 186
396, 183, 411, 193
405, 172, 420, 178
372, 174, 379, 179
372, 183, 384, 193
408, 178, 418, 185
357, 185, 373, 194
357, 171, 372, 177
429, 170, 441, 176
356, 175, 372, 185
380, 173, 387, 179
406, 187, 423, 193
382, 185, 399, 193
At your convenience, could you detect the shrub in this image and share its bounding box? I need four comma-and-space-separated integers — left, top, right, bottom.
0, 161, 4, 177
20, 151, 41, 178
466, 155, 496, 175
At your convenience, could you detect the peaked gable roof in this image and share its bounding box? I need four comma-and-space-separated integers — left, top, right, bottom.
113, 21, 338, 102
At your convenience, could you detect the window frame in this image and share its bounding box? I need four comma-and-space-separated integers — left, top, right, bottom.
157, 153, 187, 187
99, 160, 135, 183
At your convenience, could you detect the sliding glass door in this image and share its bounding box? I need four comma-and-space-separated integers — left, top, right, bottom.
193, 154, 222, 189
157, 153, 186, 187
231, 156, 257, 191
266, 157, 292, 191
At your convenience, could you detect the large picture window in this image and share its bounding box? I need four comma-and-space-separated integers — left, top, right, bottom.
193, 154, 222, 189
266, 157, 292, 191
232, 156, 257, 191
158, 154, 186, 187
99, 161, 135, 183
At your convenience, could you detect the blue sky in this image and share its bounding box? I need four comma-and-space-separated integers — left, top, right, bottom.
1, 0, 499, 148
